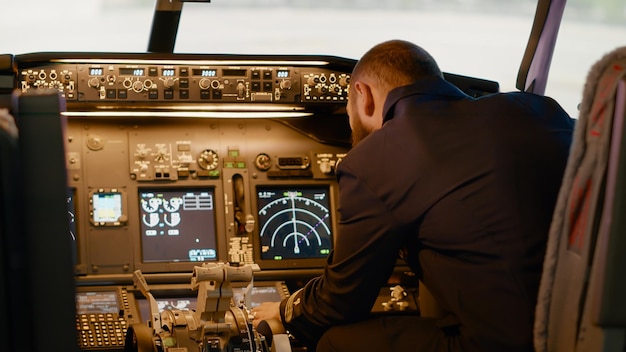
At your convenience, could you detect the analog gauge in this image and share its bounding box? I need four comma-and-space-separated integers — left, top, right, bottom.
198, 149, 219, 170
163, 197, 183, 212
141, 196, 162, 213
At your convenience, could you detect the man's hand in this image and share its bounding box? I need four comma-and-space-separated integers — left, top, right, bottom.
250, 301, 281, 328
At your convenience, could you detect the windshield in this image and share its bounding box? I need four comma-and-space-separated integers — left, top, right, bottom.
2, 0, 625, 117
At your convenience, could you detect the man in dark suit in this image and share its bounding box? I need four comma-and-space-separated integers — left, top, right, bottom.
251, 39, 574, 351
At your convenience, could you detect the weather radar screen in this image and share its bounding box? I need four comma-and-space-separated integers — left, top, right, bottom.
256, 186, 332, 261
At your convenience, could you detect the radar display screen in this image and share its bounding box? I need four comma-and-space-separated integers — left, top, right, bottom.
139, 188, 218, 263
256, 186, 332, 261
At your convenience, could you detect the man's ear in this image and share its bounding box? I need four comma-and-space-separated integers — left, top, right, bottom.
354, 81, 375, 117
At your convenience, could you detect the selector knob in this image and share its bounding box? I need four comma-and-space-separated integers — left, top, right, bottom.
319, 160, 333, 174
163, 78, 176, 89
199, 78, 211, 90
136, 146, 148, 159
197, 149, 219, 170
132, 80, 144, 93
339, 75, 350, 87
254, 153, 271, 171
280, 79, 292, 89
88, 77, 100, 88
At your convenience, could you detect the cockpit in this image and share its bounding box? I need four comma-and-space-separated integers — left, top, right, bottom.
1, 1, 625, 351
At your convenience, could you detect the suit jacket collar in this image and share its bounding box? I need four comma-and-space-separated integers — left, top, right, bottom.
382, 76, 470, 122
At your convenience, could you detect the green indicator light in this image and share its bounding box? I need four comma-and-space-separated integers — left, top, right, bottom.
283, 191, 303, 197
273, 256, 283, 260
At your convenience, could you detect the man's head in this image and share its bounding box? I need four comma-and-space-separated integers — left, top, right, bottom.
347, 40, 442, 146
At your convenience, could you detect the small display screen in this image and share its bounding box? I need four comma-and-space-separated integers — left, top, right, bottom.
232, 285, 284, 308
192, 69, 217, 77
89, 67, 103, 76
92, 192, 123, 223
139, 188, 218, 263
76, 291, 119, 315
257, 186, 332, 261
136, 297, 197, 320
162, 68, 176, 77
119, 68, 145, 76
276, 70, 290, 79
222, 68, 246, 77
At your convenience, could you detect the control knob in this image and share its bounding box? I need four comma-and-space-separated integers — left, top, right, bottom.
197, 149, 219, 170
319, 160, 333, 174
88, 77, 100, 88
132, 80, 144, 93
163, 77, 176, 89
280, 79, 292, 90
199, 78, 211, 90
339, 75, 350, 87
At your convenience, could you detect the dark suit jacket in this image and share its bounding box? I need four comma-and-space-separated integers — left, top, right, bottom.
280, 76, 575, 351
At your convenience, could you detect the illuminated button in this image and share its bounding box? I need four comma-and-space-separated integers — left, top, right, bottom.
149, 89, 158, 99
118, 89, 127, 99
179, 67, 189, 76
179, 78, 189, 88
180, 89, 189, 99
251, 70, 260, 79
164, 90, 174, 99
263, 70, 272, 79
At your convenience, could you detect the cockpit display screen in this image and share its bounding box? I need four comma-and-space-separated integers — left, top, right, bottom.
76, 291, 119, 315
256, 186, 332, 261
139, 188, 218, 263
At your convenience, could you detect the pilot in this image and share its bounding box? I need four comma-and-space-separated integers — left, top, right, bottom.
251, 39, 575, 351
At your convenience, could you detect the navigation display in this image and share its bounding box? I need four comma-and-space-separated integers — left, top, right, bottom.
256, 185, 333, 262
139, 188, 218, 263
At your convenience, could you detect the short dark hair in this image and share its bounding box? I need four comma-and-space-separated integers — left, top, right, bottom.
351, 40, 442, 91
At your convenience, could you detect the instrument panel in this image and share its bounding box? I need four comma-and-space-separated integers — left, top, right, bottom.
6, 53, 355, 282
16, 53, 353, 105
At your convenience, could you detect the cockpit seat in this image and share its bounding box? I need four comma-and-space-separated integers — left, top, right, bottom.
533, 46, 626, 352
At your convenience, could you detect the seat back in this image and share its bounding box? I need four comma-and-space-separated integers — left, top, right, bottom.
0, 89, 78, 352
534, 47, 626, 352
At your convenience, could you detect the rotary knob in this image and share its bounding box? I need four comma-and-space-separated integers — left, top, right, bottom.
88, 77, 100, 88
132, 80, 144, 93
280, 79, 292, 90
319, 160, 333, 174
254, 153, 271, 171
198, 149, 219, 170
199, 78, 211, 90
